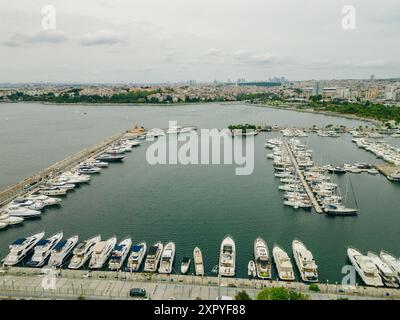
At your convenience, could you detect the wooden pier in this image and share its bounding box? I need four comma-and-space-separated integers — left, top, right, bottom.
0, 126, 144, 207
283, 141, 323, 214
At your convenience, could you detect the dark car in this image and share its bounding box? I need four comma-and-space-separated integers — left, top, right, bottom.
129, 288, 146, 298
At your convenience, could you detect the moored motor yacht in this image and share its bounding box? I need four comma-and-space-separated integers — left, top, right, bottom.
380, 250, 400, 278
96, 154, 124, 162
0, 213, 24, 226
3, 232, 45, 266
144, 242, 163, 272
108, 237, 132, 270
25, 194, 61, 207
219, 235, 236, 277
68, 235, 101, 269
39, 187, 67, 196
7, 198, 45, 211
158, 242, 176, 274
89, 236, 117, 269
26, 232, 63, 267
125, 242, 147, 272
180, 257, 191, 274
272, 244, 295, 281
347, 247, 383, 287
292, 239, 318, 282
6, 207, 41, 219
47, 235, 79, 267
254, 237, 272, 279
248, 260, 256, 278
126, 241, 147, 272
193, 247, 204, 276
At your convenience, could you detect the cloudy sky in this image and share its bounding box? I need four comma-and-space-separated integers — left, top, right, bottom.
1, 0, 399, 83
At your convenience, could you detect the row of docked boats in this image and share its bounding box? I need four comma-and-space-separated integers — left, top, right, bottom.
347, 247, 400, 288
0, 138, 140, 231
1, 232, 204, 276
266, 137, 359, 216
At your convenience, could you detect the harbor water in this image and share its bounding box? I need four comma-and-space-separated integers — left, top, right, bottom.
1, 102, 400, 283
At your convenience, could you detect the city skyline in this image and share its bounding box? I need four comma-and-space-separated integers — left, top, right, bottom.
1, 0, 400, 83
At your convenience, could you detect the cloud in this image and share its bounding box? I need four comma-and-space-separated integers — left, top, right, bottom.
206, 48, 222, 56
3, 30, 68, 47
79, 30, 124, 46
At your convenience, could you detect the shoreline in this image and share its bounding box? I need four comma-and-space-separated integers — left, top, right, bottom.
248, 103, 379, 125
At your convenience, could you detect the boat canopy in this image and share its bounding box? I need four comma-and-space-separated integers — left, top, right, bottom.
148, 246, 158, 255
54, 240, 67, 250
12, 238, 26, 245
114, 245, 124, 251
36, 239, 50, 246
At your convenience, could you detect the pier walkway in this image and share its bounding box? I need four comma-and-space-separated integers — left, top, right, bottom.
283, 141, 323, 214
0, 127, 144, 207
0, 267, 398, 300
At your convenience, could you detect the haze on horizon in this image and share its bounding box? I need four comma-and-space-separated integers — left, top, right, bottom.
1, 0, 399, 83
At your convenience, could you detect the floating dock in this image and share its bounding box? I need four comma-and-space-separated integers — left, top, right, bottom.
283, 141, 323, 214
374, 164, 400, 180
0, 126, 145, 208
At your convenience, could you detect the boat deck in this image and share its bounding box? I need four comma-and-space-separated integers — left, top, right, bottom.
283, 141, 323, 214
0, 267, 398, 300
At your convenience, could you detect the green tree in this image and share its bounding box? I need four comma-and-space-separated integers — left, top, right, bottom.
256, 287, 309, 300
235, 290, 251, 300
308, 283, 320, 292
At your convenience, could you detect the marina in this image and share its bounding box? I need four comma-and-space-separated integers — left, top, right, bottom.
1, 230, 400, 290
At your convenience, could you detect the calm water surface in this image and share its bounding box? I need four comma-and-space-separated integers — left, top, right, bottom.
0, 102, 399, 283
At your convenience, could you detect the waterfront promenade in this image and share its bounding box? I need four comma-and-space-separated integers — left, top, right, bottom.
0, 267, 398, 300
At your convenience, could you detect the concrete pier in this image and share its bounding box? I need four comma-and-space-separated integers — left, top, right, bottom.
0, 267, 398, 300
375, 164, 400, 180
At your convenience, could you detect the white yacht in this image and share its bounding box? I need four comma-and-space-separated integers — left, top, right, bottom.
248, 260, 256, 278
166, 125, 182, 134
0, 213, 24, 226
47, 181, 76, 191
0, 222, 7, 230
144, 242, 163, 272
125, 242, 147, 272
25, 194, 61, 207
89, 236, 117, 269
347, 247, 383, 287
59, 171, 91, 184
39, 187, 67, 196
272, 244, 295, 281
26, 232, 63, 267
180, 257, 191, 274
292, 239, 318, 282
3, 232, 45, 266
47, 235, 79, 267
82, 158, 109, 168
68, 235, 101, 269
254, 237, 272, 279
219, 235, 236, 277
6, 207, 41, 219
108, 237, 132, 271
158, 242, 176, 274
7, 198, 45, 211
193, 247, 204, 276
368, 251, 399, 288
380, 250, 400, 278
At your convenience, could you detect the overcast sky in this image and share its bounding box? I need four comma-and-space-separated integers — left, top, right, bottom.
1, 0, 399, 83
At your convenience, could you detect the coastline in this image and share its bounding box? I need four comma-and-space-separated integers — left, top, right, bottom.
1, 100, 379, 124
